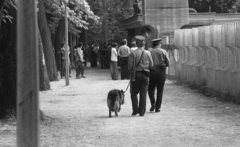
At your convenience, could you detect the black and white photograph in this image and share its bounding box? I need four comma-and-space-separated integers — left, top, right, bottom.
0, 0, 240, 146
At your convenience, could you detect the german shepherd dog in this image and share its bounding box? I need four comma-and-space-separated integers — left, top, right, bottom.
107, 89, 125, 118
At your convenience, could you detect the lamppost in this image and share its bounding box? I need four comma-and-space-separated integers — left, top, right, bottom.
64, 0, 69, 86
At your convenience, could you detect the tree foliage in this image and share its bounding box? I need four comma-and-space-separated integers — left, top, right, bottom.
86, 0, 133, 43
45, 0, 99, 34
228, 0, 240, 12
0, 0, 16, 24
189, 0, 238, 13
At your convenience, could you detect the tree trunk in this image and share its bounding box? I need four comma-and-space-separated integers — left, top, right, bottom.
38, 0, 58, 81
55, 18, 65, 72
38, 29, 51, 91
0, 4, 16, 119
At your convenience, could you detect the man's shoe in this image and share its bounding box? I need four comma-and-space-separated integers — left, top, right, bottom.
81, 75, 86, 78
139, 114, 144, 116
155, 109, 160, 113
150, 105, 155, 112
132, 112, 139, 116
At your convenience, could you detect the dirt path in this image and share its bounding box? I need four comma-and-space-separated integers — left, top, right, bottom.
1, 67, 240, 147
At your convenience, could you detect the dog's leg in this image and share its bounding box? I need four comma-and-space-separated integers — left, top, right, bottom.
109, 109, 112, 118
115, 109, 118, 117
118, 105, 121, 112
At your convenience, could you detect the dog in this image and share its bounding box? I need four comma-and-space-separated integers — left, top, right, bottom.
107, 89, 125, 118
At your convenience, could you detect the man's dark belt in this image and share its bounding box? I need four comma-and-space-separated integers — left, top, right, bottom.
136, 70, 150, 77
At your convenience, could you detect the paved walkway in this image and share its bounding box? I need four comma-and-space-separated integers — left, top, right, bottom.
1, 67, 240, 147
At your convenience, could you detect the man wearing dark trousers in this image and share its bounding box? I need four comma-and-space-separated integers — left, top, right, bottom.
129, 35, 153, 116
148, 38, 169, 113
118, 39, 130, 79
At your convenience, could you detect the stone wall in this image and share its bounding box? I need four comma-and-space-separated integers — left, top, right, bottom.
169, 22, 240, 103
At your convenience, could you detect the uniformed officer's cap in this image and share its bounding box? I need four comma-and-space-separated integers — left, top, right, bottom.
135, 35, 145, 41
151, 38, 162, 42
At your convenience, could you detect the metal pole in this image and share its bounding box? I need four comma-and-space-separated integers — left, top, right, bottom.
65, 2, 69, 86
17, 0, 39, 146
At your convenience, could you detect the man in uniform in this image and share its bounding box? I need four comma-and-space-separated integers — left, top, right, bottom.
148, 38, 169, 112
129, 35, 153, 116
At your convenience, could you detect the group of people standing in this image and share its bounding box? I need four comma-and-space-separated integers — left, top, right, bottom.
60, 42, 87, 79
109, 39, 138, 80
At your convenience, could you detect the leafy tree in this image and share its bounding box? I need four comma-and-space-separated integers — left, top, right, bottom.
86, 0, 133, 43
44, 0, 99, 70
189, 0, 238, 13
0, 0, 16, 33
228, 0, 240, 12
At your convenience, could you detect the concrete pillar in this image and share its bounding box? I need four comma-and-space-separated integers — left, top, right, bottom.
232, 22, 240, 100
212, 25, 224, 95
173, 29, 181, 80
192, 28, 199, 85
179, 29, 187, 81
222, 22, 235, 98
197, 27, 207, 88
184, 29, 192, 84
204, 25, 217, 95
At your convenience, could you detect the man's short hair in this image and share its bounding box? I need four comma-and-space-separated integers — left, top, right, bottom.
122, 39, 127, 45
78, 42, 83, 47
131, 41, 136, 47
111, 42, 118, 47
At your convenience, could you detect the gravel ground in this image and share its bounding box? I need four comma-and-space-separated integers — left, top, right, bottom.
1, 67, 240, 147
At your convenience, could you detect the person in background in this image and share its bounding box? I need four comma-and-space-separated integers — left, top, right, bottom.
74, 44, 81, 79
110, 43, 118, 80
86, 44, 92, 67
74, 42, 86, 79
130, 41, 138, 52
99, 42, 108, 69
78, 42, 86, 78
61, 43, 71, 78
148, 38, 169, 113
106, 43, 112, 68
81, 44, 87, 67
90, 43, 98, 67
118, 39, 131, 80
128, 35, 153, 116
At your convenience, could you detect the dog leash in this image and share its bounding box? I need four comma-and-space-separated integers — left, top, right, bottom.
124, 79, 131, 93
